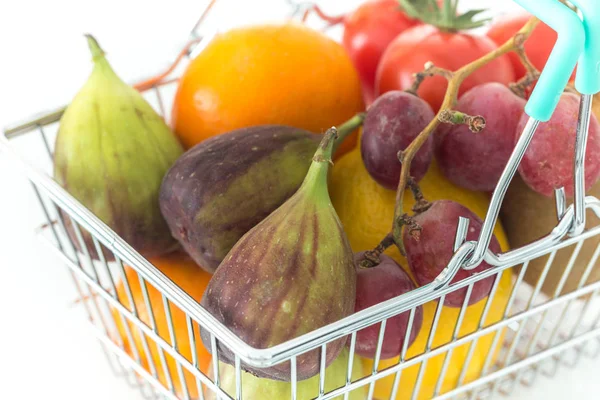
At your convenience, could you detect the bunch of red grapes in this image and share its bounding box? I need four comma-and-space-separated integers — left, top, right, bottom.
328, 0, 600, 362
362, 84, 600, 195
353, 83, 600, 359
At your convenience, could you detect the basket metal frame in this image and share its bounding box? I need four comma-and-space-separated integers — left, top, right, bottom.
3, 1, 600, 399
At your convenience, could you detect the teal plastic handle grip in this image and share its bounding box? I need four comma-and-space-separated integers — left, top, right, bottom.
570, 0, 600, 94
514, 0, 584, 122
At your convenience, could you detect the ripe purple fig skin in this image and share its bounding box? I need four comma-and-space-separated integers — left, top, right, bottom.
200, 129, 356, 381
160, 125, 319, 273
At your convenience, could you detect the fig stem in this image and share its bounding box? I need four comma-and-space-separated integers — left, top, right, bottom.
302, 127, 339, 200
371, 16, 540, 257
313, 127, 338, 163
332, 112, 366, 154
85, 34, 105, 61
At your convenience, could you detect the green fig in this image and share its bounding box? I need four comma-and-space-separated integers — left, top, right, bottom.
54, 35, 184, 258
205, 349, 368, 400
159, 116, 363, 273
200, 128, 357, 381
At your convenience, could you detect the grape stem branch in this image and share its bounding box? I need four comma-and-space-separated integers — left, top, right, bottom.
438, 110, 486, 133
509, 39, 541, 98
407, 177, 431, 214
378, 17, 540, 260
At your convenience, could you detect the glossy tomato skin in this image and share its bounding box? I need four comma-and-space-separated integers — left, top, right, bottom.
375, 25, 515, 111
487, 13, 557, 80
343, 0, 420, 105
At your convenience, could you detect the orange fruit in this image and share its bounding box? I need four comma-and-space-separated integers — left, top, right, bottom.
113, 252, 212, 399
172, 23, 364, 155
329, 149, 513, 399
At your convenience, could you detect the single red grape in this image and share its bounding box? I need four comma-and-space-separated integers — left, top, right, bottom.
516, 93, 600, 197
361, 91, 435, 189
436, 82, 526, 192
353, 252, 423, 359
404, 200, 501, 307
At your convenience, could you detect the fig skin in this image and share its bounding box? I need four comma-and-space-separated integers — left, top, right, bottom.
205, 349, 367, 399
54, 35, 183, 259
159, 125, 320, 273
200, 129, 356, 381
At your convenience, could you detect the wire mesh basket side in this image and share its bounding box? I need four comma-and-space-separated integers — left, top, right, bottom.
28, 180, 600, 400
3, 1, 600, 399
4, 54, 600, 398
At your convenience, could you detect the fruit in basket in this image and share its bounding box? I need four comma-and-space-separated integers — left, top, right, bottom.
354, 252, 423, 359
516, 93, 600, 197
499, 97, 600, 297
113, 251, 212, 399
435, 83, 525, 192
594, 92, 600, 119
205, 349, 367, 400
171, 23, 363, 155
340, 0, 421, 104
404, 200, 502, 307
487, 14, 559, 80
376, 2, 515, 111
160, 118, 361, 273
501, 174, 600, 297
53, 35, 183, 259
329, 149, 509, 264
160, 125, 318, 272
330, 149, 513, 398
361, 91, 435, 189
364, 271, 511, 400
200, 129, 356, 381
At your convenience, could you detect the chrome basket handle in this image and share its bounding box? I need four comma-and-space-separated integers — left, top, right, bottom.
463, 0, 586, 270
567, 0, 600, 236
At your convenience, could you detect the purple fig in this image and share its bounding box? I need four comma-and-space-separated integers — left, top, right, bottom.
200, 128, 356, 381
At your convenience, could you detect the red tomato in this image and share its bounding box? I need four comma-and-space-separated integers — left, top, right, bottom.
342, 0, 420, 105
375, 24, 515, 111
487, 13, 558, 80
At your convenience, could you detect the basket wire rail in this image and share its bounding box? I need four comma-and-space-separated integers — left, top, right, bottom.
3, 0, 600, 399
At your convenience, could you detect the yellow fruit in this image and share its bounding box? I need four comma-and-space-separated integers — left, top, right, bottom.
330, 149, 512, 399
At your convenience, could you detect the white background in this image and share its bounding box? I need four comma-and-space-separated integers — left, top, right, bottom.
1, 0, 600, 399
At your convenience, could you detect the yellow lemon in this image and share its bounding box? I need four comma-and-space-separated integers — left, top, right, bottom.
330, 149, 512, 399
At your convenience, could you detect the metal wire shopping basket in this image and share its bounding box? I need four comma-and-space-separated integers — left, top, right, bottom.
3, 0, 600, 399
